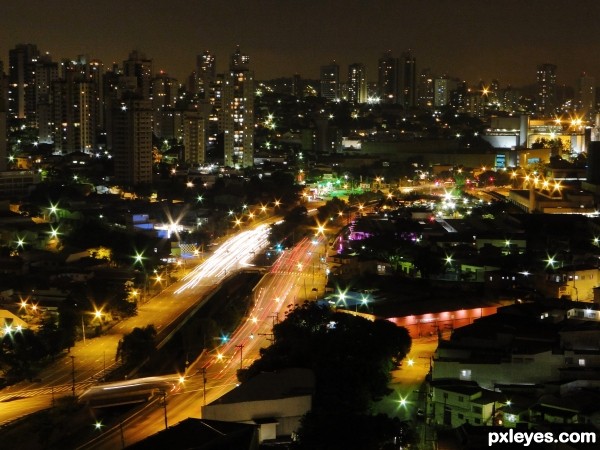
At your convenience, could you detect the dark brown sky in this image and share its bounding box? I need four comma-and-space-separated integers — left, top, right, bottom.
2, 0, 600, 88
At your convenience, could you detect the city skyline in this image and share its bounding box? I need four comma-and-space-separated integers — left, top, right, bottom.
2, 0, 600, 87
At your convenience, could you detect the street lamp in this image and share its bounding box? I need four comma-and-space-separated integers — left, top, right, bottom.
545, 254, 557, 269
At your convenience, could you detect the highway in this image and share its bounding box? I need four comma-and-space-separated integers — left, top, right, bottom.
79, 235, 329, 449
0, 224, 272, 427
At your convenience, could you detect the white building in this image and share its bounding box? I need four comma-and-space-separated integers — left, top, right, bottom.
201, 368, 314, 444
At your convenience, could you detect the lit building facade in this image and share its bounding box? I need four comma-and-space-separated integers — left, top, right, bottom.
8, 43, 40, 123
52, 60, 98, 153
320, 62, 339, 101
220, 47, 254, 168
577, 72, 595, 120
347, 63, 366, 104
536, 63, 557, 116
182, 111, 205, 165
378, 51, 398, 103
35, 54, 59, 144
111, 97, 153, 186
434, 77, 458, 108
123, 50, 153, 101
196, 50, 216, 99
399, 50, 417, 109
418, 68, 435, 109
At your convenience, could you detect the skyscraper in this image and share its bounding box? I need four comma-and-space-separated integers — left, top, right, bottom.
347, 63, 367, 104
183, 111, 205, 165
52, 60, 97, 153
196, 50, 216, 99
434, 77, 458, 108
123, 50, 153, 101
399, 51, 417, 109
35, 54, 59, 144
111, 97, 153, 186
320, 62, 339, 101
577, 72, 596, 120
0, 87, 6, 172
8, 44, 40, 123
536, 63, 557, 116
378, 51, 398, 104
220, 47, 254, 168
417, 68, 435, 109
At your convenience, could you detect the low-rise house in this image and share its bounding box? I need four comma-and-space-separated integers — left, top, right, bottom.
201, 368, 314, 444
429, 379, 507, 428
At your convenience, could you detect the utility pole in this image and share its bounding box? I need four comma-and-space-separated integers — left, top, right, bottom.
69, 356, 76, 397
81, 316, 86, 344
235, 344, 244, 369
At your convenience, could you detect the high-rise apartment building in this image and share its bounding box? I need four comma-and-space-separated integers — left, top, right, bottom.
418, 68, 435, 109
183, 111, 205, 165
378, 51, 398, 104
577, 72, 596, 120
0, 89, 6, 172
35, 54, 59, 143
399, 51, 417, 109
123, 50, 153, 100
111, 97, 153, 186
434, 77, 458, 108
151, 71, 178, 137
8, 44, 40, 123
220, 47, 254, 168
0, 61, 7, 114
52, 63, 96, 154
536, 63, 557, 116
196, 51, 216, 99
320, 62, 339, 101
347, 63, 367, 104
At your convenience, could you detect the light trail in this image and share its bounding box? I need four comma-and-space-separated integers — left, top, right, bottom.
175, 225, 271, 294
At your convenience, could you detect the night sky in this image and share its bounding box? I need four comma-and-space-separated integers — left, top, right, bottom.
2, 0, 600, 88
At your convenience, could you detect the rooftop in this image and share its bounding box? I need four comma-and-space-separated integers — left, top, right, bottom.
208, 368, 315, 405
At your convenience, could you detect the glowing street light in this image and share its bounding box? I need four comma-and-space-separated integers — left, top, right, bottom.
49, 202, 59, 216
133, 251, 145, 266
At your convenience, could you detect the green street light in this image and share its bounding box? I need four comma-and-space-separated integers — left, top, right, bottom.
545, 255, 557, 269
133, 251, 145, 265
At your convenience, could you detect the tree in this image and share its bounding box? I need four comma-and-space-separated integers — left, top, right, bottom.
117, 325, 157, 366
238, 302, 411, 448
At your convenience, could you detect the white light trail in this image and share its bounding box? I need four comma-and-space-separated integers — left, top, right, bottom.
175, 225, 270, 294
